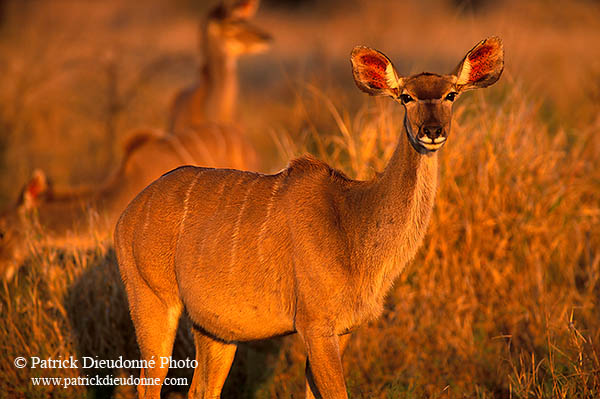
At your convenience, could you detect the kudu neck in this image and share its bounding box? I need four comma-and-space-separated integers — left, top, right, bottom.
374, 116, 438, 205
202, 48, 238, 124
350, 114, 439, 280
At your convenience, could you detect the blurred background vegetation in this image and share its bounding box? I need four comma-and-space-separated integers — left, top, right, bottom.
1, 0, 599, 397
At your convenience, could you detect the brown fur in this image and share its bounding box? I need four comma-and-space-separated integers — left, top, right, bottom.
115, 37, 503, 398
168, 0, 271, 133
0, 124, 257, 281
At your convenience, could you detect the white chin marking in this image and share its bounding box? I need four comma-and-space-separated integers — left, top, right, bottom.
420, 141, 444, 150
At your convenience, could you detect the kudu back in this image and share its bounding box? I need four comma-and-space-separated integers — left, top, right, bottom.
115, 37, 504, 398
0, 124, 256, 281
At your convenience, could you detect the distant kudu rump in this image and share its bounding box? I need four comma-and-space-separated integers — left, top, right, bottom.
0, 124, 256, 280
115, 37, 504, 398
168, 0, 271, 133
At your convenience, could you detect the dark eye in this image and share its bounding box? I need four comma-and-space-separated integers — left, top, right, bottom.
400, 94, 414, 104
445, 92, 458, 102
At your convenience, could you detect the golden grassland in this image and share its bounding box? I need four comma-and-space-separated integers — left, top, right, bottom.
1, 0, 600, 397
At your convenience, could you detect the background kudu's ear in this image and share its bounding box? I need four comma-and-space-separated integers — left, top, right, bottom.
454, 36, 504, 91
351, 46, 402, 98
227, 0, 260, 20
20, 169, 50, 210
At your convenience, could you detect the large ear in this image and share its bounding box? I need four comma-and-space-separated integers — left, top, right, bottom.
454, 36, 504, 91
227, 0, 259, 20
351, 46, 402, 98
20, 169, 50, 210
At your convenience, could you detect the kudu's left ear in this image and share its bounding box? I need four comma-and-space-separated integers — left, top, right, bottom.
454, 36, 504, 91
351, 46, 402, 98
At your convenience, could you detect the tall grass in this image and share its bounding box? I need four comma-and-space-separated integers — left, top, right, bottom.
2, 83, 599, 397
257, 83, 600, 398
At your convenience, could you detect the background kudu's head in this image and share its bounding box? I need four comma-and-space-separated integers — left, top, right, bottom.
204, 0, 272, 59
0, 170, 50, 280
351, 37, 504, 154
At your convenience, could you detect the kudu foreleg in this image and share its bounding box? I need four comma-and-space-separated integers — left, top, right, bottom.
305, 333, 351, 399
302, 333, 348, 399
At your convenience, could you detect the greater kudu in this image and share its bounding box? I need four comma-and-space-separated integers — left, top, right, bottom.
115, 37, 504, 398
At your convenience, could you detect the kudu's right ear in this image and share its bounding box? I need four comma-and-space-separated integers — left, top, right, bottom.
351, 46, 402, 98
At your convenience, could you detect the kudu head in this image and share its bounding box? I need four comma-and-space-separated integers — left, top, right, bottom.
204, 0, 272, 58
351, 37, 504, 154
0, 170, 50, 280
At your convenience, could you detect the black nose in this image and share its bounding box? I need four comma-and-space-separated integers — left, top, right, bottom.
423, 125, 443, 139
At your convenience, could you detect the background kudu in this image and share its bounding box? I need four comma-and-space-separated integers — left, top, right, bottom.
115, 37, 503, 398
0, 123, 257, 281
168, 0, 272, 133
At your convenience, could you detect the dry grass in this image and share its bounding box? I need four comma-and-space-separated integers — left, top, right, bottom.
256, 83, 600, 398
1, 0, 600, 398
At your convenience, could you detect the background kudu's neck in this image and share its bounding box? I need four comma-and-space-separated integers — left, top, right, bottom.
349, 118, 439, 288
21, 189, 105, 244
202, 48, 238, 124
25, 168, 140, 240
